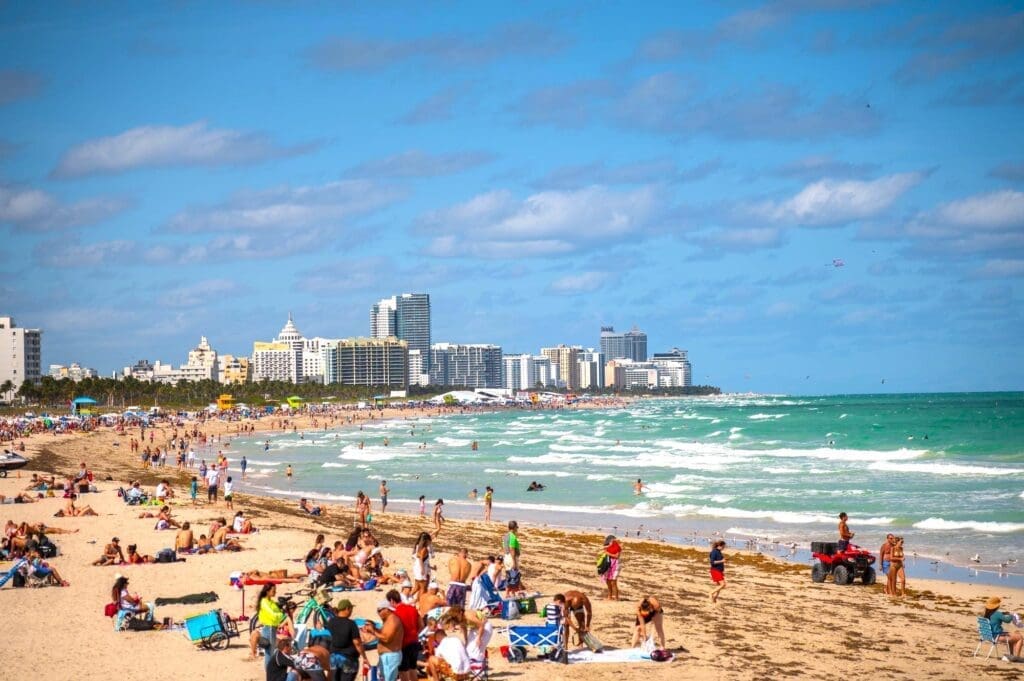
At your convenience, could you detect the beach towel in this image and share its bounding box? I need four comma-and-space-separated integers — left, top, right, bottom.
567, 647, 654, 664
155, 591, 219, 606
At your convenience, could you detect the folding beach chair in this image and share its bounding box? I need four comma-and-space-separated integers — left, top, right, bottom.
974, 616, 1013, 659
0, 558, 27, 588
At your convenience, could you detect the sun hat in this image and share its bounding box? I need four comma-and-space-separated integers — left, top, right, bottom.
428, 581, 439, 590
986, 596, 1002, 610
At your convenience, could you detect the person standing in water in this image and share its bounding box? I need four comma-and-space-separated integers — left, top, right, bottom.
380, 480, 390, 513
286, 464, 293, 481
633, 479, 646, 495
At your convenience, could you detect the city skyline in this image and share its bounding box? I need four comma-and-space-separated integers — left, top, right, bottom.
1, 3, 1022, 394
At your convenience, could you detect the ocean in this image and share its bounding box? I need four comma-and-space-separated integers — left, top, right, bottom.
232, 392, 1024, 585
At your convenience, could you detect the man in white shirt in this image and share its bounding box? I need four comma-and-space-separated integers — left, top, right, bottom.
205, 466, 219, 503
426, 628, 470, 681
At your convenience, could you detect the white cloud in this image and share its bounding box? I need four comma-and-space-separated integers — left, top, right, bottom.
751, 172, 924, 226
167, 180, 402, 233
53, 121, 317, 177
33, 236, 138, 267
420, 185, 661, 258
345, 150, 495, 178
159, 279, 242, 308
0, 184, 127, 231
548, 271, 612, 295
934, 189, 1024, 229
972, 258, 1024, 278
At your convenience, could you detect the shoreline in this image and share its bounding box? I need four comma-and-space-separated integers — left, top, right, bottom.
2, 412, 1023, 680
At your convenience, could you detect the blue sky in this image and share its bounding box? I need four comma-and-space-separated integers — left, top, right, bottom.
1, 1, 1022, 394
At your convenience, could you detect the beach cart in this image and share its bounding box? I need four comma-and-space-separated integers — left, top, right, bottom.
184, 609, 239, 650
503, 624, 562, 663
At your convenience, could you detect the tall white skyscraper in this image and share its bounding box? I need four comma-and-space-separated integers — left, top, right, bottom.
0, 316, 41, 399
371, 293, 431, 371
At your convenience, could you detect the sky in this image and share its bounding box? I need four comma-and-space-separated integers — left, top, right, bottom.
1, 1, 1022, 395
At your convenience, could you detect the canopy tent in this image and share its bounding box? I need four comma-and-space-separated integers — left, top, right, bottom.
71, 396, 98, 415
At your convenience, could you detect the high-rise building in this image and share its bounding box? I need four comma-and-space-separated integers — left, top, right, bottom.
577, 348, 605, 390
49, 363, 98, 381
599, 326, 648, 362
324, 337, 408, 387
430, 343, 503, 388
252, 315, 307, 383
218, 355, 252, 384
370, 294, 431, 372
0, 316, 42, 399
605, 359, 659, 390
540, 344, 580, 390
652, 348, 693, 387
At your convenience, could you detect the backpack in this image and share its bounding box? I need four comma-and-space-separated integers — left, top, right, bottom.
596, 552, 611, 576
650, 649, 673, 662
104, 602, 118, 617
12, 571, 25, 588
156, 548, 176, 563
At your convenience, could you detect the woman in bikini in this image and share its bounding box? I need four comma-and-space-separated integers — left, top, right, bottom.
889, 536, 906, 598
631, 596, 667, 650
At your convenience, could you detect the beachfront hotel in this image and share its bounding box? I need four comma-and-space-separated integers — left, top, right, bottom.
600, 325, 648, 362
0, 316, 42, 399
430, 343, 503, 389
324, 337, 409, 387
502, 353, 560, 390
540, 344, 581, 390
217, 355, 252, 384
370, 293, 431, 376
48, 363, 98, 382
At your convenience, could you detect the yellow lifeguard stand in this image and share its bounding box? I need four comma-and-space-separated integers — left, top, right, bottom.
217, 394, 234, 411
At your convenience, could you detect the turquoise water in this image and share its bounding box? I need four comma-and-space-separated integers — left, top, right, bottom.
234, 393, 1024, 574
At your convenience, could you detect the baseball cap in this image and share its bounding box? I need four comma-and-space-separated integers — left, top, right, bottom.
335, 598, 354, 611
376, 600, 394, 612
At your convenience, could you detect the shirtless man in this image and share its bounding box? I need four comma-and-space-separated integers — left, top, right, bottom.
418, 582, 446, 616
447, 548, 472, 607
92, 536, 125, 565
879, 533, 895, 594
837, 512, 854, 551
363, 601, 404, 681
175, 522, 195, 553
562, 590, 593, 647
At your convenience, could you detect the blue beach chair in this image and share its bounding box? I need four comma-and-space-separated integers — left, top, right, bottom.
974, 616, 1012, 659
0, 559, 27, 588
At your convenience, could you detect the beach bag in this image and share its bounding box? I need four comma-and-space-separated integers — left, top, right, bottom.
156, 548, 175, 563
501, 599, 520, 620
104, 602, 117, 617
12, 571, 25, 588
127, 618, 156, 631
596, 552, 611, 576
651, 649, 673, 662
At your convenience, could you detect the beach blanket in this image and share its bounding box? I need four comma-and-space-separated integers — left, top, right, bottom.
155, 591, 219, 606
567, 647, 654, 664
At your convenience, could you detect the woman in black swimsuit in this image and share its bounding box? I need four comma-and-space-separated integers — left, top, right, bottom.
632, 596, 666, 650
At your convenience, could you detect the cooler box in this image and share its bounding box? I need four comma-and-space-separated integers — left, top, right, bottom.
184, 610, 223, 641
516, 596, 537, 614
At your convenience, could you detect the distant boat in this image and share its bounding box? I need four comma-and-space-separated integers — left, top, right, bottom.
0, 451, 28, 477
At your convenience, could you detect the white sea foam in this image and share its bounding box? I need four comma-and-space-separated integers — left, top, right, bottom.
339, 448, 423, 462
728, 433, 743, 440
483, 468, 575, 478
435, 437, 472, 447
762, 466, 800, 474
321, 462, 347, 468
660, 505, 895, 525
749, 413, 788, 420
869, 461, 1024, 476
586, 474, 619, 481
913, 518, 1024, 533
729, 427, 743, 433
243, 459, 286, 466
839, 413, 848, 419
705, 430, 724, 438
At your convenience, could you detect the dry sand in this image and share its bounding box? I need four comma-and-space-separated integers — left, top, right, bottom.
1, 412, 1021, 681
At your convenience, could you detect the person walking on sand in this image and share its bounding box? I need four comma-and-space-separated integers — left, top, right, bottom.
709, 540, 727, 602
432, 499, 445, 535
601, 534, 622, 600
888, 536, 906, 598
879, 534, 894, 594
483, 486, 493, 522
837, 512, 854, 551
418, 495, 426, 517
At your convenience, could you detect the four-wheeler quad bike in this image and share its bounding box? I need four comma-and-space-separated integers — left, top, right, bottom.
811, 541, 877, 585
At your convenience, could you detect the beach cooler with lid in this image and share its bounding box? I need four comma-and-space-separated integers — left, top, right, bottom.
183, 608, 238, 650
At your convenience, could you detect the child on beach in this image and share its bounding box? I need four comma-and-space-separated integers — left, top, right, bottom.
419, 495, 426, 517
189, 476, 198, 506
709, 540, 727, 603
224, 476, 234, 510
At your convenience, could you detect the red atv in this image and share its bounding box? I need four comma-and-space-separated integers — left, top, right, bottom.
811, 541, 877, 585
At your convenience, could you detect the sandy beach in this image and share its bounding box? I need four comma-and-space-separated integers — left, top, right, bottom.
1, 409, 1022, 681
